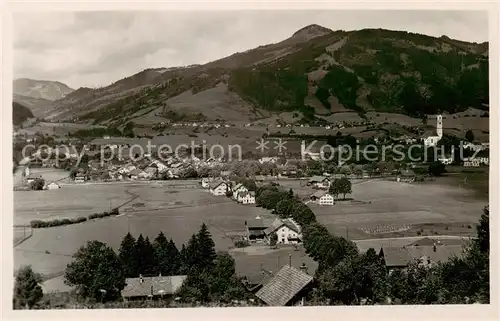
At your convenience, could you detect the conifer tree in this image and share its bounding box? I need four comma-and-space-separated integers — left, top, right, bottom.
196, 223, 217, 270
13, 266, 43, 309
153, 231, 171, 275
118, 232, 138, 278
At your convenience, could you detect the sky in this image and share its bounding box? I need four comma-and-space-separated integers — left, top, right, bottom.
13, 10, 488, 89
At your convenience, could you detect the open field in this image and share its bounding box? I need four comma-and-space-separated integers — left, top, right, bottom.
14, 182, 271, 276
310, 179, 487, 240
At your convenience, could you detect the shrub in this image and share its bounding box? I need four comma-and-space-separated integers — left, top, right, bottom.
234, 240, 249, 248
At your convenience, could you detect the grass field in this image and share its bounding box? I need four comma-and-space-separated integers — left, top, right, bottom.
14, 182, 271, 276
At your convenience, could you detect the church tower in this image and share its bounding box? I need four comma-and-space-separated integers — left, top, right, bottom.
436, 114, 443, 138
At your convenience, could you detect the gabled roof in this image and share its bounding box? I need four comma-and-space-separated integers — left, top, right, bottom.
233, 183, 245, 191
255, 265, 313, 306
246, 218, 274, 229
308, 175, 328, 183
310, 190, 328, 199
380, 245, 464, 267
121, 275, 187, 298
263, 218, 301, 235
209, 180, 226, 190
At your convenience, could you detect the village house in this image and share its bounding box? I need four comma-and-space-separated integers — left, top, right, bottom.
236, 191, 256, 204
128, 169, 143, 180
255, 263, 314, 306
258, 156, 279, 164
307, 176, 330, 189
379, 238, 464, 273
245, 217, 275, 243
200, 177, 212, 188
396, 169, 416, 183
26, 174, 42, 184
209, 180, 229, 196
121, 274, 187, 301
264, 218, 302, 244
74, 174, 86, 183
309, 190, 334, 205
44, 181, 61, 190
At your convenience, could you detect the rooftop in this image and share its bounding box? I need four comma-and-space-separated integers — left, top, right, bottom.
255, 265, 313, 306
121, 275, 187, 298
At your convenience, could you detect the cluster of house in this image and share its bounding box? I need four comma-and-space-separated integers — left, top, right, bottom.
23, 167, 61, 190
202, 178, 257, 204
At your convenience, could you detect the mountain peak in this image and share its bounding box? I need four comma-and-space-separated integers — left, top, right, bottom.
291, 24, 332, 41
13, 78, 74, 101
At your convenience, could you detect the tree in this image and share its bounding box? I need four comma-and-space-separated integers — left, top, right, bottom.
275, 199, 295, 218
428, 161, 446, 176
476, 206, 489, 254
135, 235, 157, 275
118, 232, 138, 278
269, 233, 278, 249
196, 223, 217, 270
30, 178, 45, 190
332, 177, 352, 200
168, 239, 181, 275
153, 231, 171, 276
13, 266, 43, 309
64, 240, 125, 302
465, 130, 475, 142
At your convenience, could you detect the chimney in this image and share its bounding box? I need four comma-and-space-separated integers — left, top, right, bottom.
299, 263, 308, 274
289, 254, 292, 267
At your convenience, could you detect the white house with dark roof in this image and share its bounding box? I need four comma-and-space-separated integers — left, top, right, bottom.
307, 176, 330, 189
264, 218, 302, 244
310, 190, 334, 205
209, 180, 229, 196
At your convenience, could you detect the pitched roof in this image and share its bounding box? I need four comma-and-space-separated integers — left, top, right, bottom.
282, 218, 301, 233
308, 176, 328, 183
264, 219, 285, 235
255, 265, 314, 306
209, 180, 226, 190
233, 183, 245, 191
380, 245, 464, 267
121, 275, 187, 298
246, 218, 274, 229
311, 190, 328, 199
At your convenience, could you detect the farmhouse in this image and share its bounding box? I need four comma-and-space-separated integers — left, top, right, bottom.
308, 176, 330, 189
255, 264, 314, 306
209, 180, 229, 196
264, 218, 302, 244
26, 174, 42, 184
44, 181, 61, 190
379, 240, 463, 273
245, 217, 275, 243
236, 191, 256, 204
309, 190, 334, 205
121, 274, 187, 301
74, 174, 86, 183
396, 170, 416, 183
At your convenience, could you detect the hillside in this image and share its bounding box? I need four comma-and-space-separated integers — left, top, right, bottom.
14, 78, 74, 101
13, 101, 34, 125
35, 25, 489, 126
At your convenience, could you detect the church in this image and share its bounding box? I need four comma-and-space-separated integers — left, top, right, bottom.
423, 115, 443, 147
